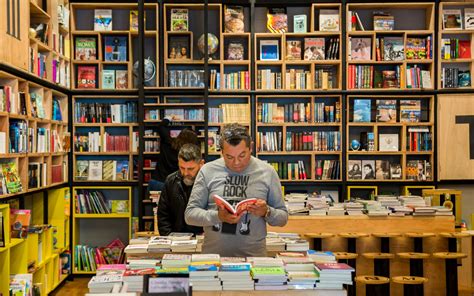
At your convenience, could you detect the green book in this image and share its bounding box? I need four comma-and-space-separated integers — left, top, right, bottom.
102, 69, 115, 89
251, 267, 286, 275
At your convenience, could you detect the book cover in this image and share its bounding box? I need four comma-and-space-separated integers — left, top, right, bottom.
304, 38, 325, 60
293, 15, 307, 33
224, 6, 244, 33
353, 99, 371, 122
465, 8, 474, 30
129, 10, 145, 32
115, 70, 128, 89
0, 213, 3, 247
443, 9, 462, 30
406, 38, 427, 60
226, 42, 244, 60
101, 70, 115, 89
347, 160, 362, 180
171, 9, 188, 32
376, 99, 397, 122
459, 40, 471, 59
75, 160, 89, 180
77, 66, 97, 89
383, 37, 404, 61
378, 134, 399, 152
350, 37, 371, 60
315, 262, 354, 271
94, 9, 112, 31
382, 70, 397, 88
88, 160, 103, 181
375, 160, 390, 180
260, 40, 279, 61
267, 8, 287, 33
361, 160, 375, 180
390, 163, 402, 179
208, 129, 219, 152
110, 200, 129, 213
10, 209, 31, 239
115, 160, 129, 181
319, 9, 339, 31
458, 70, 471, 87
102, 160, 116, 181
400, 100, 421, 122
104, 36, 127, 62
75, 37, 97, 61
286, 40, 302, 60
213, 194, 257, 215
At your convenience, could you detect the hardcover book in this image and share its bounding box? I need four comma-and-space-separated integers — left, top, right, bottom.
75, 160, 89, 180
375, 160, 390, 180
350, 37, 371, 60
286, 41, 302, 60
171, 9, 188, 32
400, 100, 421, 122
101, 70, 115, 89
390, 163, 402, 179
129, 10, 145, 32
116, 160, 129, 181
115, 70, 128, 89
94, 9, 112, 31
110, 200, 129, 213
293, 15, 307, 33
104, 36, 127, 62
10, 209, 31, 238
443, 9, 462, 30
88, 160, 103, 181
224, 6, 244, 33
465, 8, 474, 30
304, 38, 325, 60
347, 160, 362, 180
319, 9, 339, 31
102, 160, 116, 181
260, 40, 279, 61
213, 195, 257, 215
383, 37, 404, 61
267, 8, 287, 33
77, 66, 97, 89
376, 99, 397, 122
406, 38, 427, 60
459, 40, 471, 59
353, 99, 371, 122
378, 134, 399, 151
361, 160, 375, 180
226, 42, 244, 60
75, 37, 97, 61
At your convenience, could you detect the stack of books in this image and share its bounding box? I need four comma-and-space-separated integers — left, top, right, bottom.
307, 250, 337, 263
170, 240, 197, 252
345, 202, 364, 216
88, 274, 124, 294
189, 254, 221, 291
279, 252, 318, 289
161, 254, 191, 270
327, 204, 345, 216
123, 268, 156, 292
219, 263, 254, 291
147, 237, 171, 253
377, 195, 401, 207
124, 244, 148, 254
315, 262, 354, 290
399, 196, 427, 207
251, 264, 288, 291
285, 239, 310, 252
388, 205, 414, 216
266, 233, 286, 252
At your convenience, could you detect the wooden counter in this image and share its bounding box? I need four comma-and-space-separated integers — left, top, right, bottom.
269, 215, 455, 296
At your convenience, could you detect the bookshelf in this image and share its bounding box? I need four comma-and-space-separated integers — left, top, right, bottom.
0, 187, 71, 296
346, 95, 434, 183
346, 3, 435, 91
255, 95, 342, 182
439, 2, 474, 89
72, 95, 138, 183
0, 71, 69, 199
70, 3, 159, 90
72, 186, 131, 274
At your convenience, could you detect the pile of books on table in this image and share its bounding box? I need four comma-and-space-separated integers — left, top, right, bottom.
189, 254, 221, 291
315, 262, 354, 290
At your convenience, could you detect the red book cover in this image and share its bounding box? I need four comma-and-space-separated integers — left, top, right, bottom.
316, 262, 355, 271
459, 40, 471, 59
77, 66, 97, 88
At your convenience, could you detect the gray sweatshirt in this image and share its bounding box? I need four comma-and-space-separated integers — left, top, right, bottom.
184, 156, 288, 257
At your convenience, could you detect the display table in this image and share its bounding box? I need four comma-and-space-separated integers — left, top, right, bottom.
269, 216, 456, 296
193, 292, 323, 296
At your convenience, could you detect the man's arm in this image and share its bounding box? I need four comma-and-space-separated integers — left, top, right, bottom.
157, 182, 173, 236
265, 169, 288, 227
185, 170, 221, 227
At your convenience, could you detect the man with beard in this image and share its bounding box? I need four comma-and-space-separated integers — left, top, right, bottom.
158, 144, 204, 235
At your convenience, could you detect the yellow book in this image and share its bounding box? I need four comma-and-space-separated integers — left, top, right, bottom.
64, 38, 70, 59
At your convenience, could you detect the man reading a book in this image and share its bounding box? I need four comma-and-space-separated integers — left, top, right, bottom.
185, 124, 288, 257
158, 144, 204, 236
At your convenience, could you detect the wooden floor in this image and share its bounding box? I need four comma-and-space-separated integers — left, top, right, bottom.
50, 276, 474, 296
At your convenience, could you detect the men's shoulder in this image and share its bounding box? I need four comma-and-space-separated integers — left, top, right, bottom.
164, 171, 180, 183
201, 158, 225, 172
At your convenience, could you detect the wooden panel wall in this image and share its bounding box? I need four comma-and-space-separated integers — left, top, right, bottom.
0, 0, 29, 70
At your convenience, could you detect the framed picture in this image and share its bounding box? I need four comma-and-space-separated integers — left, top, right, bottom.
260, 40, 279, 61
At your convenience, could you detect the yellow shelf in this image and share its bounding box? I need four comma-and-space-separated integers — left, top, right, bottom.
74, 213, 131, 219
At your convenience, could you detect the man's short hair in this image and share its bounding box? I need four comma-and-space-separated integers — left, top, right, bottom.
219, 123, 252, 148
178, 144, 202, 162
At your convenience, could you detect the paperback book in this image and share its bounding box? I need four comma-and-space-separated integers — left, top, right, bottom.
319, 9, 339, 31
303, 38, 325, 60
267, 8, 287, 33
286, 41, 302, 60
293, 15, 307, 33
353, 99, 371, 122
260, 40, 279, 61
350, 37, 371, 60
102, 70, 115, 89
376, 100, 397, 122
171, 9, 188, 31
443, 9, 462, 30
213, 195, 257, 215
77, 66, 97, 89
224, 6, 244, 33
75, 37, 97, 61
94, 9, 112, 31
104, 36, 127, 62
400, 100, 421, 122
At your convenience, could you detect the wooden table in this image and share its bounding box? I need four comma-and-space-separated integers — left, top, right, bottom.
269, 216, 456, 296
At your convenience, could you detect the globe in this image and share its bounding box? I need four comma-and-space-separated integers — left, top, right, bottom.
350, 139, 361, 151
133, 57, 156, 86
197, 33, 219, 59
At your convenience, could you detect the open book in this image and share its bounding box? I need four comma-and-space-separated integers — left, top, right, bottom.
213, 194, 257, 215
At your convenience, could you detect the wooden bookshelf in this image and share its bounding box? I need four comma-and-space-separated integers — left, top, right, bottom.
72, 95, 138, 182
346, 95, 434, 183
72, 186, 131, 274
255, 95, 342, 181
70, 3, 159, 90
0, 71, 69, 199
346, 3, 435, 91
438, 2, 474, 89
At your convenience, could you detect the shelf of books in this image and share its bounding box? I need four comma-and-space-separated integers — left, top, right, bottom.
72, 186, 131, 274
439, 2, 474, 89
0, 71, 69, 199
256, 95, 342, 182
0, 187, 71, 296
73, 95, 138, 183
347, 3, 434, 91
70, 3, 159, 90
254, 4, 342, 91
346, 95, 434, 183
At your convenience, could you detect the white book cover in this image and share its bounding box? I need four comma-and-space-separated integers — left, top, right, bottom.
94, 9, 112, 31
0, 132, 5, 154
88, 160, 103, 180
378, 134, 399, 151
319, 9, 340, 31
421, 70, 432, 89
466, 8, 474, 29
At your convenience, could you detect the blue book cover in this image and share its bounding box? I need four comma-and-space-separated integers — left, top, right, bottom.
353, 99, 371, 122
115, 160, 129, 181
188, 264, 218, 272
104, 36, 127, 62
220, 263, 251, 272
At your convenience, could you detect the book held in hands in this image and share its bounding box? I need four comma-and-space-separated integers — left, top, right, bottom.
213, 195, 257, 215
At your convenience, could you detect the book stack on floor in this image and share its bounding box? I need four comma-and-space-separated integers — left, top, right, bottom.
219, 262, 254, 291
189, 254, 222, 291
315, 263, 354, 291
249, 257, 287, 291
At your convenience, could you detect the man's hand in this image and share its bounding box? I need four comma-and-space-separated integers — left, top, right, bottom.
247, 199, 268, 217
217, 205, 243, 224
